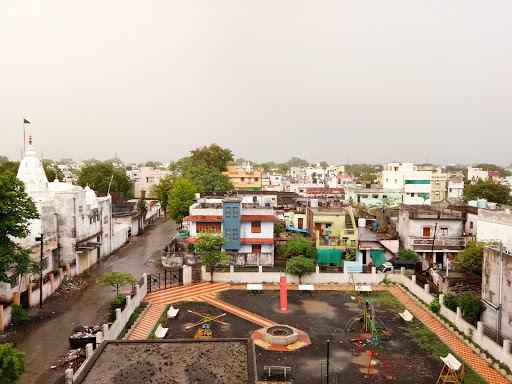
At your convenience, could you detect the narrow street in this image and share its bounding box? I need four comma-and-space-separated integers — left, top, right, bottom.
8, 217, 178, 384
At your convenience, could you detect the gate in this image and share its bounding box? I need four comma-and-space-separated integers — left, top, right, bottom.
20, 289, 30, 308
147, 269, 183, 293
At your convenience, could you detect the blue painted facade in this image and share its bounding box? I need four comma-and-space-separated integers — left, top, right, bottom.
223, 199, 241, 250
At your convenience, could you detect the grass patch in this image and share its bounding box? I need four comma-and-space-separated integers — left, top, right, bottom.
148, 306, 169, 340
366, 291, 406, 312
437, 314, 458, 332
402, 319, 488, 384
129, 306, 144, 322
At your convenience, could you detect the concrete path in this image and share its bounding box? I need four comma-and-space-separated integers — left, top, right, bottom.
11, 217, 178, 384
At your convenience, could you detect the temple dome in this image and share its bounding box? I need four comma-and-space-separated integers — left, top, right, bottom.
17, 142, 50, 203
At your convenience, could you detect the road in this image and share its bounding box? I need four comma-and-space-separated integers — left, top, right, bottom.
11, 217, 178, 384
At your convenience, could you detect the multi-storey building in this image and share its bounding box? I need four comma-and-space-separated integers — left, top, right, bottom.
307, 206, 358, 252
184, 197, 278, 265
129, 166, 172, 198
222, 165, 262, 191
447, 173, 465, 201
381, 162, 432, 205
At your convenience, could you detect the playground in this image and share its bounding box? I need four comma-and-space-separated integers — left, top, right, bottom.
160, 289, 485, 384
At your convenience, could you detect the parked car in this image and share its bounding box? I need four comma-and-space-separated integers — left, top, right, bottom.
377, 259, 418, 273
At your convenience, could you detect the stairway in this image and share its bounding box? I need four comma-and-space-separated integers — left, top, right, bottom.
192, 264, 203, 284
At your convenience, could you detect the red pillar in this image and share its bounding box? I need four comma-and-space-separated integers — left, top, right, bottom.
280, 276, 287, 311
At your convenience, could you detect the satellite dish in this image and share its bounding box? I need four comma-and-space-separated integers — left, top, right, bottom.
325, 230, 332, 235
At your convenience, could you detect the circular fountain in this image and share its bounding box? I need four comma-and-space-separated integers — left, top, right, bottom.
261, 325, 299, 346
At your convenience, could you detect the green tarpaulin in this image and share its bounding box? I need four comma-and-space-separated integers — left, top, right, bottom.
317, 249, 343, 264
370, 250, 387, 268
178, 231, 190, 237
404, 180, 430, 184
419, 193, 430, 200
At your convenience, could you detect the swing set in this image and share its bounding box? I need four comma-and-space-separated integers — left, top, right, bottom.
354, 301, 394, 380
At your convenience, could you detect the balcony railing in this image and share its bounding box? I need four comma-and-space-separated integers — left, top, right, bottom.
410, 236, 466, 250
317, 236, 357, 248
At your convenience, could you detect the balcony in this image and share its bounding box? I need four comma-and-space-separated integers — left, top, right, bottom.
410, 236, 466, 251
316, 236, 357, 249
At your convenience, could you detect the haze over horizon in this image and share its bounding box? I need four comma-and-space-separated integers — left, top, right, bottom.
1, 1, 511, 165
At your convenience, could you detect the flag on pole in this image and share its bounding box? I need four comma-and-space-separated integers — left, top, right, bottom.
24, 119, 30, 124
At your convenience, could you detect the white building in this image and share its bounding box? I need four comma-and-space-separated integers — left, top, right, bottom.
447, 173, 465, 201
381, 162, 431, 205
131, 166, 172, 198
476, 209, 512, 251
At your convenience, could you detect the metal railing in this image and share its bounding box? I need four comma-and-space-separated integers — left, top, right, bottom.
482, 323, 504, 346
411, 236, 466, 250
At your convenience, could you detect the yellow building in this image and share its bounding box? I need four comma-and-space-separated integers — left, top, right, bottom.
223, 165, 262, 191
307, 206, 358, 251
417, 165, 448, 202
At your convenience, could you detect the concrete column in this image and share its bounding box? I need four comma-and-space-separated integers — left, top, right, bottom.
59, 267, 63, 282
391, 266, 394, 274
66, 263, 71, 276
12, 292, 19, 306
182, 265, 192, 286
0, 305, 3, 332
456, 306, 462, 320
477, 321, 483, 337
372, 267, 376, 275
65, 368, 74, 381
258, 265, 263, 274
424, 284, 430, 294
135, 284, 140, 298
142, 273, 147, 292
316, 265, 320, 274
229, 264, 234, 282
411, 275, 416, 284
96, 331, 103, 344
50, 273, 54, 294
343, 266, 348, 275
439, 294, 445, 306
401, 267, 405, 275
103, 323, 109, 339
504, 340, 511, 356
126, 295, 131, 310
86, 343, 94, 358
115, 308, 121, 320
27, 285, 32, 307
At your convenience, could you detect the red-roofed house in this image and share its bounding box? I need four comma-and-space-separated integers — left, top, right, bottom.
183, 197, 279, 265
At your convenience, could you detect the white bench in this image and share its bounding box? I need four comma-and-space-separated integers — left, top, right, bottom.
247, 283, 263, 293
441, 353, 461, 371
167, 306, 179, 319
355, 285, 372, 292
299, 284, 314, 293
154, 324, 168, 339
399, 309, 413, 322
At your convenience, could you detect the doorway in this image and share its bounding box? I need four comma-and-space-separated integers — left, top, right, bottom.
298, 218, 303, 229
423, 227, 431, 237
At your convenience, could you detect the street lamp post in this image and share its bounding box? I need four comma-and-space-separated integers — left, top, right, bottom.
35, 234, 43, 308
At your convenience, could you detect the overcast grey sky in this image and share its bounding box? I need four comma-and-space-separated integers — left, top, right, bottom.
1, 1, 511, 165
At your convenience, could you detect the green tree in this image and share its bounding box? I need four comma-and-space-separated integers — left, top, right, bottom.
319, 161, 328, 169
0, 155, 8, 163
57, 158, 73, 165
473, 163, 511, 177
167, 179, 197, 225
456, 292, 485, 325
285, 157, 309, 168
150, 175, 174, 215
274, 223, 285, 234
96, 272, 136, 296
277, 163, 290, 175
11, 247, 43, 295
462, 178, 511, 205
234, 158, 247, 166
452, 241, 490, 275
0, 343, 26, 383
83, 158, 101, 165
185, 166, 233, 195
77, 163, 133, 196
144, 161, 162, 168
136, 196, 148, 219
42, 162, 64, 181
360, 173, 377, 181
194, 232, 229, 283
398, 249, 419, 262
279, 235, 318, 259
189, 143, 234, 172
0, 161, 20, 177
285, 256, 316, 284
0, 174, 40, 282
446, 165, 468, 177
344, 164, 382, 177
169, 157, 193, 175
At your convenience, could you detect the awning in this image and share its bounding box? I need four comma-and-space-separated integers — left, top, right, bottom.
178, 231, 190, 237
286, 227, 308, 234
370, 249, 387, 268
317, 249, 343, 264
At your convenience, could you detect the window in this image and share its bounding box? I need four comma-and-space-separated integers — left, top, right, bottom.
383, 195, 387, 198
225, 229, 231, 239
394, 179, 398, 184
410, 193, 415, 197
225, 206, 231, 218
449, 188, 453, 192
373, 195, 379, 199
385, 179, 389, 183
470, 221, 474, 229
440, 228, 448, 235
252, 244, 262, 253
10, 273, 19, 287
253, 196, 258, 203
241, 177, 245, 182
233, 206, 239, 218
252, 222, 261, 233
254, 178, 259, 182
346, 230, 355, 235
326, 223, 332, 228
361, 195, 368, 199
232, 229, 239, 240
90, 217, 93, 224
196, 222, 221, 233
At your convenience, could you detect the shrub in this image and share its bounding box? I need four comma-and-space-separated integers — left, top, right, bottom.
274, 223, 285, 234
443, 293, 458, 312
398, 249, 419, 262
457, 292, 485, 325
110, 294, 127, 316
0, 343, 26, 383
11, 305, 28, 324
429, 298, 441, 314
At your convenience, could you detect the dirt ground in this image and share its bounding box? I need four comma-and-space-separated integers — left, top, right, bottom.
0, 217, 177, 384
164, 291, 445, 384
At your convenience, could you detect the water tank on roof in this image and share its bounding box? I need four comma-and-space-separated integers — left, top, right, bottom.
358, 218, 366, 227
468, 200, 478, 207
311, 199, 319, 207
477, 199, 487, 208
